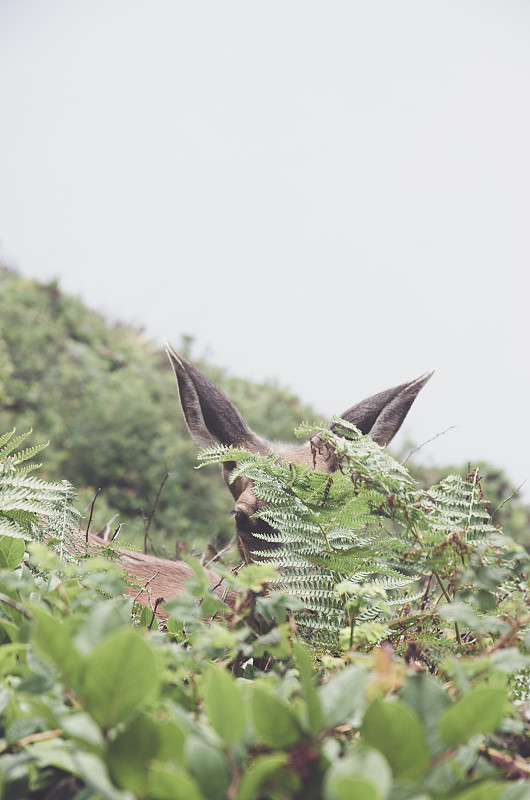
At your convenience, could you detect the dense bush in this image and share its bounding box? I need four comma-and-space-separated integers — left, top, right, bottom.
0, 428, 529, 798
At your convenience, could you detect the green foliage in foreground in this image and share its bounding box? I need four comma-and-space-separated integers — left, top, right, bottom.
0, 430, 530, 799
1, 539, 529, 799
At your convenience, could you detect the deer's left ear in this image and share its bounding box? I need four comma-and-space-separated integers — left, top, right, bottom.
333, 370, 434, 446
166, 342, 264, 450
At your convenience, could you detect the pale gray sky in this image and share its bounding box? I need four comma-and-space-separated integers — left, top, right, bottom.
0, 1, 529, 498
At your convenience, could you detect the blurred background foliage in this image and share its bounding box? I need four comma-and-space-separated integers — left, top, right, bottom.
1, 264, 528, 554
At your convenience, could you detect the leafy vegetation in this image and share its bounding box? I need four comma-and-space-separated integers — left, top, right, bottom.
0, 428, 529, 799
201, 419, 529, 661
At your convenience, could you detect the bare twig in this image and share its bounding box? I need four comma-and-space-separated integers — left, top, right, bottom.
0, 728, 63, 754
85, 487, 102, 541
110, 523, 124, 542
143, 472, 170, 554
492, 480, 527, 519
148, 597, 164, 630
131, 571, 160, 605
0, 593, 34, 619
401, 426, 457, 465
204, 539, 234, 567
481, 745, 530, 779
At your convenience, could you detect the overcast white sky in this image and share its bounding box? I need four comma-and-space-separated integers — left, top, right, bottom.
0, 1, 529, 499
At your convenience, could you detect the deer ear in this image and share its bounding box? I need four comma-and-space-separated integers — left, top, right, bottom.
333, 370, 434, 446
165, 342, 261, 449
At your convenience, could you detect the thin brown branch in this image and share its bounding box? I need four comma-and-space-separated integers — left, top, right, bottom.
491, 480, 527, 519
85, 487, 102, 541
0, 593, 34, 620
131, 571, 160, 605
0, 728, 63, 754
401, 426, 457, 465
143, 472, 170, 554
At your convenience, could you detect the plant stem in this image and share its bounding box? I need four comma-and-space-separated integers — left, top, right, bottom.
432, 569, 462, 646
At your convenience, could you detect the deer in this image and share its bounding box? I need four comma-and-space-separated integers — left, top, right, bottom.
81, 345, 433, 622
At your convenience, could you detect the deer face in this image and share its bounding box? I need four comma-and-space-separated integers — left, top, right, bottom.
166, 344, 433, 564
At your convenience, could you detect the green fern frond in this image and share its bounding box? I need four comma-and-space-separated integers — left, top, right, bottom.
0, 428, 34, 460
0, 428, 17, 450
201, 421, 507, 650
0, 429, 80, 548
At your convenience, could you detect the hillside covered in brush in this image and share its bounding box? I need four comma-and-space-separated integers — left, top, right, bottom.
1, 265, 528, 553
0, 266, 317, 551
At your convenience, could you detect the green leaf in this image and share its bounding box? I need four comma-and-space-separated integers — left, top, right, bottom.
31, 609, 83, 688
109, 715, 163, 794
251, 686, 301, 748
319, 665, 368, 728
59, 712, 105, 750
361, 698, 429, 780
109, 714, 186, 795
204, 664, 246, 744
439, 686, 507, 746
439, 603, 483, 632
25, 739, 78, 777
81, 629, 158, 728
399, 671, 451, 757
185, 735, 230, 800
489, 648, 530, 674
0, 536, 25, 569
454, 780, 503, 799
501, 783, 530, 800
324, 747, 391, 800
73, 751, 131, 800
148, 762, 205, 800
236, 753, 288, 800
293, 639, 324, 734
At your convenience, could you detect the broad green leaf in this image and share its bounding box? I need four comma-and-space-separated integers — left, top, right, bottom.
490, 648, 530, 674
439, 687, 507, 746
501, 783, 530, 800
60, 712, 105, 750
454, 780, 503, 799
73, 751, 131, 800
204, 665, 246, 744
361, 698, 429, 780
319, 665, 368, 728
73, 597, 133, 655
251, 687, 301, 748
31, 609, 83, 688
0, 536, 25, 569
0, 618, 19, 643
324, 748, 391, 800
439, 603, 482, 632
236, 753, 288, 800
109, 714, 159, 794
326, 775, 378, 800
25, 739, 78, 776
148, 762, 205, 800
81, 629, 158, 728
139, 604, 154, 628
185, 735, 230, 800
293, 639, 324, 734
399, 671, 451, 757
109, 715, 186, 794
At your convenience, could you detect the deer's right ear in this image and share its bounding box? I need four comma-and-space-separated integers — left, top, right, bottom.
333, 370, 434, 447
165, 342, 260, 449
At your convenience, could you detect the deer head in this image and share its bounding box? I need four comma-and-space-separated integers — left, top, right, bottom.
166, 343, 433, 565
